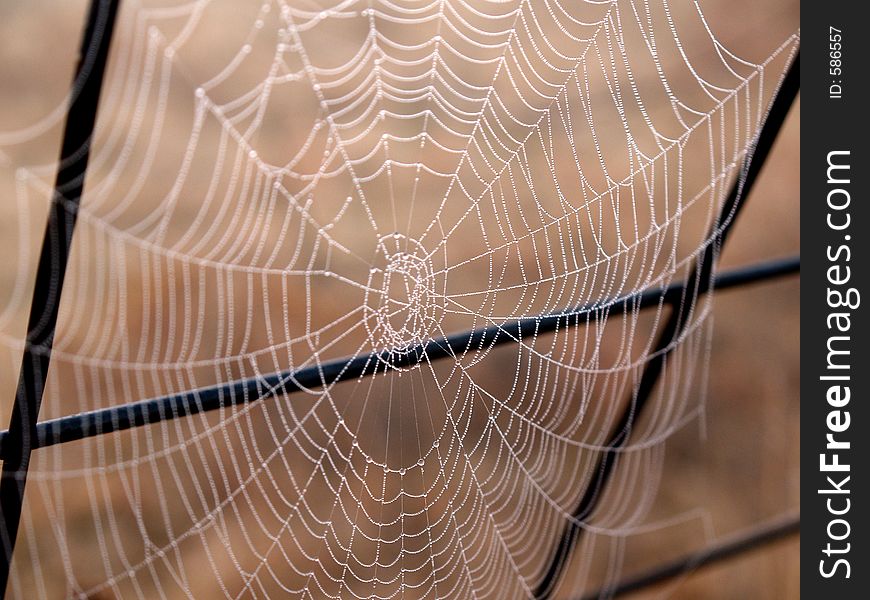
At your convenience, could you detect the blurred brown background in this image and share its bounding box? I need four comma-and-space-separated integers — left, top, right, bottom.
0, 0, 798, 598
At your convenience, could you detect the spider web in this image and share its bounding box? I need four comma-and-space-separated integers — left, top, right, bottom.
0, 0, 797, 598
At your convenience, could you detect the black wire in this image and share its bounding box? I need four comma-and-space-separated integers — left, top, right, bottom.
0, 1, 122, 593
532, 50, 800, 599
0, 13, 799, 595
0, 255, 797, 456
578, 513, 799, 600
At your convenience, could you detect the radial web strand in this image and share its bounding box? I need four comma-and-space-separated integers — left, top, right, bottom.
0, 0, 798, 598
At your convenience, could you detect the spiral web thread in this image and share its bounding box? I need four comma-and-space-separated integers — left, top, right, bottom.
0, 0, 797, 598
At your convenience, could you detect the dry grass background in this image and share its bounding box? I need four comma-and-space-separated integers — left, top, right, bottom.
0, 0, 798, 598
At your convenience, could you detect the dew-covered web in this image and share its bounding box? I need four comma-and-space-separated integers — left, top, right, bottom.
0, 0, 797, 598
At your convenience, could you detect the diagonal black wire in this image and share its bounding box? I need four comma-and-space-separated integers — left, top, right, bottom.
532, 50, 800, 599
0, 0, 122, 593
578, 513, 799, 600
0, 7, 798, 592
0, 255, 797, 456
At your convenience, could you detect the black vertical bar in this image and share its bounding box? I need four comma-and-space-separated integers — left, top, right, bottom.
0, 0, 121, 593
534, 52, 800, 598
802, 0, 870, 593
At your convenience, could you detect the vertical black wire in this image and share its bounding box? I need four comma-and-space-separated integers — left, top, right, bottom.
533, 51, 800, 599
0, 0, 121, 594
